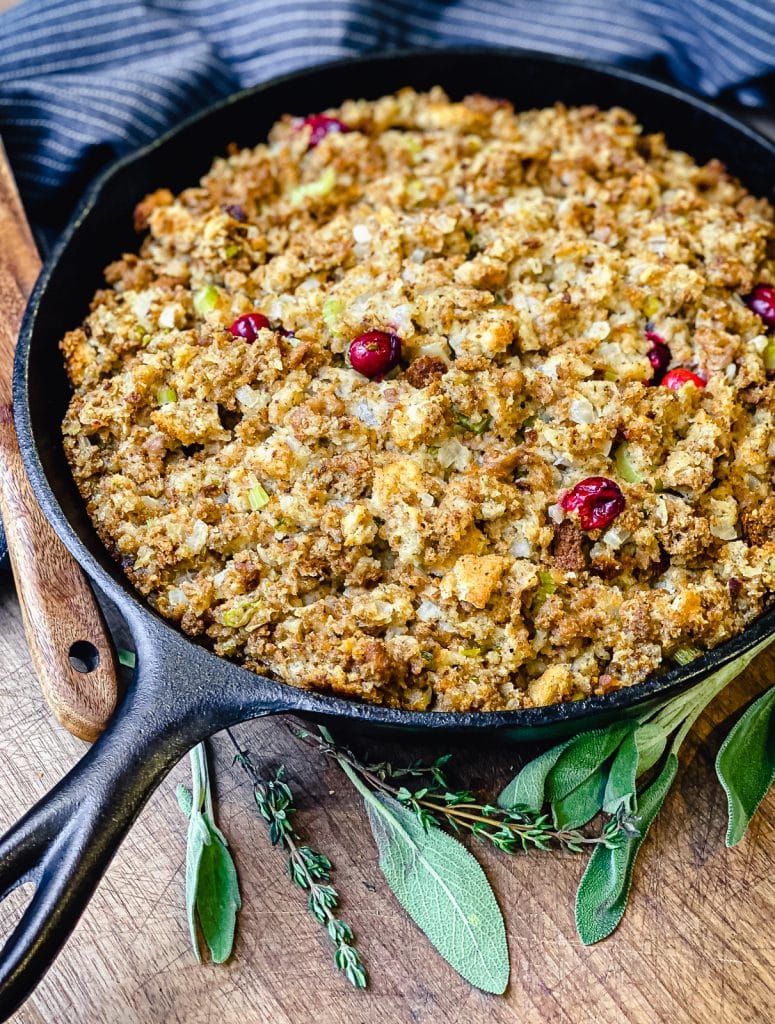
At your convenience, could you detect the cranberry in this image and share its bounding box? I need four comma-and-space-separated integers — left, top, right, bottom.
297, 114, 350, 149
661, 368, 706, 390
229, 312, 270, 341
645, 330, 671, 384
745, 284, 775, 331
560, 477, 625, 531
348, 331, 402, 379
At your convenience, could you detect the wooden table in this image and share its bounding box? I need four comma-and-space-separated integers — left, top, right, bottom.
1, 567, 774, 1023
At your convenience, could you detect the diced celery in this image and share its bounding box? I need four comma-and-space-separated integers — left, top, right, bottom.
157, 386, 177, 405
614, 442, 644, 484
643, 295, 661, 318
764, 340, 775, 372
290, 166, 336, 204
222, 599, 261, 629
323, 296, 345, 335
224, 244, 241, 259
460, 647, 482, 658
672, 646, 703, 666
532, 569, 557, 610
117, 648, 136, 669
193, 284, 219, 314
247, 482, 270, 510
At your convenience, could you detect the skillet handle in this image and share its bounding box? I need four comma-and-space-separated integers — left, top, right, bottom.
0, 636, 279, 1022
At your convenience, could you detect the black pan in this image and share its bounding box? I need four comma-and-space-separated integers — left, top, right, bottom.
2, 48, 774, 1020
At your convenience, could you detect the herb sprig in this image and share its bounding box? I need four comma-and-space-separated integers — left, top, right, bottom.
226, 729, 367, 989
295, 729, 635, 854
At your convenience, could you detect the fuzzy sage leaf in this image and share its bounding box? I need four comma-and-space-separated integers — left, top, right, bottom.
545, 722, 637, 806
716, 685, 775, 847
497, 737, 575, 812
603, 731, 639, 814
551, 768, 608, 829
363, 790, 509, 994
178, 743, 241, 964
575, 753, 678, 945
321, 724, 509, 995
633, 722, 668, 777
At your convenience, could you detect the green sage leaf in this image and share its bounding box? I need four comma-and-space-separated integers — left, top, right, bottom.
497, 737, 575, 812
184, 812, 211, 962
195, 818, 242, 963
716, 685, 775, 847
552, 767, 608, 829
364, 791, 509, 994
176, 783, 193, 818
575, 753, 678, 945
178, 744, 241, 964
546, 722, 637, 804
633, 722, 668, 777
603, 732, 639, 814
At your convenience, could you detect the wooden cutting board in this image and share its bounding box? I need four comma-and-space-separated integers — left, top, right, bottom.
1, 577, 774, 1024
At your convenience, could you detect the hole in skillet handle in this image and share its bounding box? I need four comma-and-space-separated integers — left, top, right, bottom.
67, 640, 100, 674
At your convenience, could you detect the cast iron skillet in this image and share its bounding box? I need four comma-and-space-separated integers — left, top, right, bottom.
1, 48, 774, 1019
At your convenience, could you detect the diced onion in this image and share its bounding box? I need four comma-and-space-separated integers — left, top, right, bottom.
235, 384, 263, 409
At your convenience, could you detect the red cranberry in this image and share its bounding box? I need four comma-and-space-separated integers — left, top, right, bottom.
661, 368, 706, 390
645, 331, 671, 384
745, 284, 775, 331
229, 312, 270, 341
560, 477, 625, 531
297, 114, 350, 149
348, 331, 402, 379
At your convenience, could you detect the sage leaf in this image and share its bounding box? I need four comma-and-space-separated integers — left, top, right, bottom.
633, 722, 668, 777
575, 753, 678, 945
552, 767, 608, 829
716, 685, 775, 847
546, 722, 637, 804
184, 812, 211, 962
603, 732, 639, 814
497, 737, 575, 812
178, 743, 241, 964
176, 783, 193, 818
195, 820, 242, 963
364, 790, 509, 994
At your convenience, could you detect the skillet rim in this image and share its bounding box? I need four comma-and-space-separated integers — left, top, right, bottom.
14, 46, 775, 732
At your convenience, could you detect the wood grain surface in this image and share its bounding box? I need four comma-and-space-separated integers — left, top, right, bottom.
0, 143, 119, 741
1, 567, 773, 1023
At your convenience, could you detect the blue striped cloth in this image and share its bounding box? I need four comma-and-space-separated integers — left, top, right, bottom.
0, 0, 773, 569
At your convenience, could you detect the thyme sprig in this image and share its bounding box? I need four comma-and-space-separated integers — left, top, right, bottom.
226, 729, 367, 989
294, 729, 636, 854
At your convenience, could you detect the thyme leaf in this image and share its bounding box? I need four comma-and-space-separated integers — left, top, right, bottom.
227, 730, 367, 989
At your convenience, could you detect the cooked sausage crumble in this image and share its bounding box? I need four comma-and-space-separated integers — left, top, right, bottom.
61, 88, 775, 712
